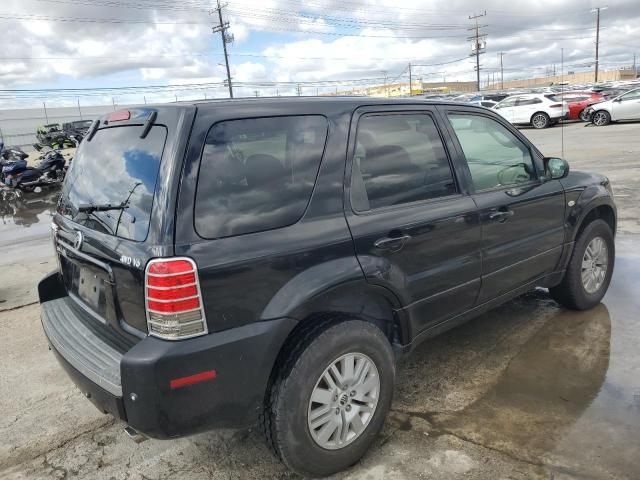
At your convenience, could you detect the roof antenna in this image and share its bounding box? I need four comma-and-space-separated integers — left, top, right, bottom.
561, 47, 565, 158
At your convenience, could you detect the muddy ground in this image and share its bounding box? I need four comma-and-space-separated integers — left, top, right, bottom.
1, 122, 639, 479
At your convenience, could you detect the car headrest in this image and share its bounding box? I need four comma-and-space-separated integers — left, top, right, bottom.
361, 145, 417, 176
245, 154, 287, 188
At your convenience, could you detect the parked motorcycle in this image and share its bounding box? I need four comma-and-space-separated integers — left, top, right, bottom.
0, 142, 29, 162
1, 148, 66, 191
34, 123, 77, 151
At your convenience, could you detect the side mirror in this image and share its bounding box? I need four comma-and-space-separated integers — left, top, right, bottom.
544, 157, 569, 180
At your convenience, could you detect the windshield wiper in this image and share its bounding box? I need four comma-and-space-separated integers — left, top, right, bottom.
77, 202, 128, 214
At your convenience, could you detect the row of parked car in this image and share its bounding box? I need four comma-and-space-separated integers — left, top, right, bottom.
424, 82, 640, 129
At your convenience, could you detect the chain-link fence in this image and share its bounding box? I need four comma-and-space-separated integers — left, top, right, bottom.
0, 104, 123, 150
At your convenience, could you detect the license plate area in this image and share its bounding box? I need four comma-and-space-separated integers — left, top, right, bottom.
60, 254, 110, 322
77, 266, 103, 311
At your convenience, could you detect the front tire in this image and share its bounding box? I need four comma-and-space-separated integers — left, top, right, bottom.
550, 219, 614, 310
592, 110, 611, 126
262, 320, 395, 477
531, 112, 551, 129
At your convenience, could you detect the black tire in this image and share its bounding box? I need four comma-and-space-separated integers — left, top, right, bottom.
531, 112, 551, 129
549, 219, 614, 310
579, 109, 590, 122
592, 110, 611, 126
262, 320, 395, 477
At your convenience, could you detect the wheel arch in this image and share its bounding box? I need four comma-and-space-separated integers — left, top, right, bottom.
260, 256, 408, 346
574, 204, 616, 241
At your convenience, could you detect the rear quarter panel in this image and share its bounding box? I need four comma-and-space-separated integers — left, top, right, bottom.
174, 101, 371, 333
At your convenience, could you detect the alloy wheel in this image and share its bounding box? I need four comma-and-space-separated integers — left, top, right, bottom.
307, 352, 380, 450
581, 236, 608, 294
532, 113, 548, 129
593, 111, 609, 126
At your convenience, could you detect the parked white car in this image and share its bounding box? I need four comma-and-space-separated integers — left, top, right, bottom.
492, 94, 569, 129
586, 87, 640, 126
470, 100, 498, 108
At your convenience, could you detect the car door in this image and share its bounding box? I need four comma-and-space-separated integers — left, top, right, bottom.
611, 89, 640, 120
442, 108, 566, 303
494, 96, 517, 123
514, 97, 541, 124
345, 106, 482, 338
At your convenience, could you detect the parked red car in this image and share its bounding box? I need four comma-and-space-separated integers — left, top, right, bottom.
556, 91, 606, 121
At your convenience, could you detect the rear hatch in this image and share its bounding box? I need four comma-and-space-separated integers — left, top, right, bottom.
53, 106, 195, 340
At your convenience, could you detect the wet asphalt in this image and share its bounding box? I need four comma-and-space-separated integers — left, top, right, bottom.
0, 123, 639, 479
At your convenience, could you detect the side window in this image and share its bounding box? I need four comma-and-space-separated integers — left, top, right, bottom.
351, 113, 457, 211
620, 89, 640, 101
517, 98, 542, 106
448, 114, 536, 191
194, 115, 328, 238
498, 97, 517, 108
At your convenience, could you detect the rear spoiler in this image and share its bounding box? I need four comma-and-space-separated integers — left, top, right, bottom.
86, 109, 157, 142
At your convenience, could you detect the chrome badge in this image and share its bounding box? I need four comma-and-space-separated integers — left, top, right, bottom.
73, 231, 84, 250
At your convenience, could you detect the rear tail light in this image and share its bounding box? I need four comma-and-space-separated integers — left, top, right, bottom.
145, 257, 208, 340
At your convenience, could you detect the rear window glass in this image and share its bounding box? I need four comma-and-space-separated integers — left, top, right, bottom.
57, 126, 167, 241
194, 116, 328, 239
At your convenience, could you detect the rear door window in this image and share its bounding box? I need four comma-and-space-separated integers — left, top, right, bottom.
194, 115, 328, 238
351, 113, 457, 211
57, 126, 167, 241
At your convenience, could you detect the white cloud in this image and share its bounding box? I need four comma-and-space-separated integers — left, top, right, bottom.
1, 0, 639, 106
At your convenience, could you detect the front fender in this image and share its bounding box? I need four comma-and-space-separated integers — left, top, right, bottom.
561, 171, 616, 241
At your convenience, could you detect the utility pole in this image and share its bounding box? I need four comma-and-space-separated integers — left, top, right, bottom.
633, 53, 636, 76
591, 7, 607, 83
212, 0, 234, 98
498, 52, 505, 89
77, 98, 82, 120
408, 62, 412, 96
381, 70, 388, 97
296, 84, 302, 96
468, 11, 487, 91
43, 102, 49, 124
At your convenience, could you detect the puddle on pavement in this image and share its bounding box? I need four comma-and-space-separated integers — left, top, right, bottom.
0, 187, 59, 231
393, 244, 640, 477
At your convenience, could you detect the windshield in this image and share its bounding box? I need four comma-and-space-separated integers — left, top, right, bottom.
57, 125, 167, 241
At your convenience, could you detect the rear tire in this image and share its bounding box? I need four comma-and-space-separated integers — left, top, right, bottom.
549, 219, 614, 310
592, 110, 611, 126
531, 112, 550, 129
262, 320, 395, 477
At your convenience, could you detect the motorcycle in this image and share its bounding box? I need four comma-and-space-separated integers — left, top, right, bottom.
1, 148, 66, 191
0, 143, 29, 162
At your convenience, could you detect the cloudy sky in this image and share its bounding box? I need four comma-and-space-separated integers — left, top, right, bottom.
0, 0, 638, 107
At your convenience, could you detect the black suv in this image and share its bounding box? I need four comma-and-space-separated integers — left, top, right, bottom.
39, 98, 616, 477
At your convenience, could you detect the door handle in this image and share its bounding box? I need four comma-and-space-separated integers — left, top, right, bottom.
374, 234, 412, 250
488, 210, 514, 222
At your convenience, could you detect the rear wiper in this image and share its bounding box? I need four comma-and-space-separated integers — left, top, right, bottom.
77, 202, 128, 214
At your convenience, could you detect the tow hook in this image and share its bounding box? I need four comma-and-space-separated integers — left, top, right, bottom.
124, 425, 148, 444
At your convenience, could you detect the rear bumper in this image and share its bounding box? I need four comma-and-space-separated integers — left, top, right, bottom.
40, 273, 296, 439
